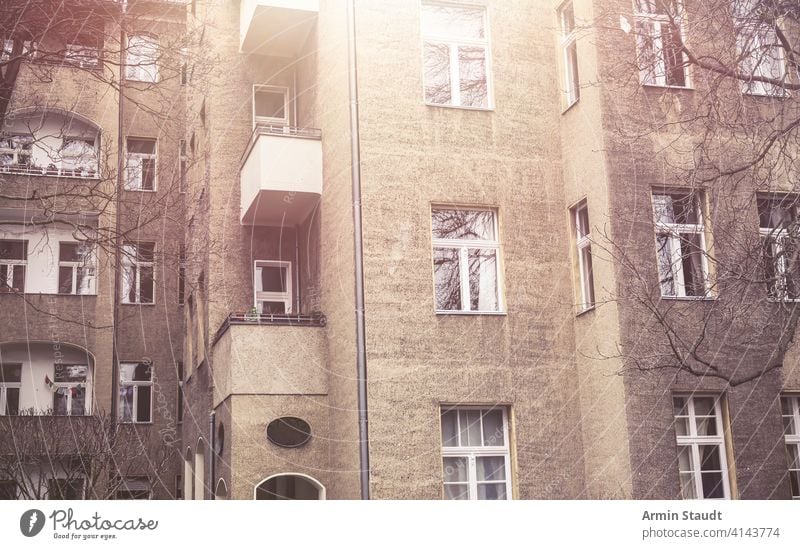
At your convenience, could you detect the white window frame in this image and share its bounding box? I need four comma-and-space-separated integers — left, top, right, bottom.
0, 363, 22, 416
52, 364, 91, 416
0, 134, 33, 168
758, 196, 800, 301
252, 85, 290, 128
633, 0, 691, 88
652, 191, 710, 298
64, 43, 100, 68
121, 242, 155, 304
558, 1, 580, 108
253, 260, 292, 314
431, 207, 503, 314
421, 2, 494, 109
58, 241, 96, 295
733, 0, 787, 97
59, 137, 98, 176
125, 34, 159, 83
781, 395, 800, 500
572, 201, 595, 312
125, 138, 157, 191
673, 395, 731, 500
0, 239, 27, 293
440, 406, 512, 500
119, 362, 154, 424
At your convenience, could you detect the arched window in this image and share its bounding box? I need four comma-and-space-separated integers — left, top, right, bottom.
215, 478, 228, 500
183, 448, 193, 500
254, 474, 325, 500
194, 439, 206, 500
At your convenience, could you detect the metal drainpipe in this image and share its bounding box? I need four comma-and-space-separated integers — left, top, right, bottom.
209, 411, 216, 500
346, 0, 370, 500
110, 9, 126, 425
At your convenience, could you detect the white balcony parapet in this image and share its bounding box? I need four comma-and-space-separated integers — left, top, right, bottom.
240, 0, 318, 57
240, 123, 322, 226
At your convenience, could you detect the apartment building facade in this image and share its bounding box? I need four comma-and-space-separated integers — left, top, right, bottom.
1, 0, 799, 501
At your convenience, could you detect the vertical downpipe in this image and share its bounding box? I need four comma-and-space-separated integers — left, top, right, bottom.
346, 0, 370, 500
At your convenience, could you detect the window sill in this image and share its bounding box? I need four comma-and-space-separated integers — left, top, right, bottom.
435, 310, 507, 316
425, 102, 495, 112
742, 91, 790, 99
641, 83, 694, 91
123, 188, 158, 193
119, 421, 153, 426
766, 298, 800, 304
121, 302, 157, 306
659, 295, 716, 301
125, 78, 160, 85
55, 293, 98, 297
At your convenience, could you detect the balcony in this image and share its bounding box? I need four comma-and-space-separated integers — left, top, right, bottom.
211, 312, 328, 406
240, 0, 318, 57
240, 124, 322, 226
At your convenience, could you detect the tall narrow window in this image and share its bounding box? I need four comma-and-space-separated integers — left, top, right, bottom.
125, 138, 157, 191
179, 140, 187, 193
0, 364, 21, 416
422, 3, 491, 108
652, 191, 709, 297
58, 241, 96, 295
121, 242, 155, 304
253, 86, 289, 126
734, 0, 786, 96
572, 202, 595, 311
119, 362, 153, 423
176, 361, 184, 424
781, 396, 800, 499
432, 208, 501, 312
633, 0, 688, 87
0, 239, 26, 293
52, 364, 89, 416
559, 1, 580, 107
441, 406, 511, 500
673, 395, 730, 500
178, 247, 186, 304
126, 35, 158, 82
758, 195, 800, 300
254, 260, 292, 314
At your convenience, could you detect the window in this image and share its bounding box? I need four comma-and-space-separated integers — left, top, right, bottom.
48, 479, 84, 500
0, 364, 21, 416
179, 140, 187, 193
64, 42, 100, 68
121, 242, 155, 304
58, 241, 96, 295
633, 0, 688, 87
421, 3, 491, 108
115, 477, 151, 500
559, 1, 580, 107
1, 38, 33, 63
175, 475, 183, 500
652, 191, 709, 297
0, 135, 33, 168
59, 137, 97, 175
572, 202, 595, 311
119, 362, 153, 423
254, 260, 292, 314
673, 395, 730, 499
431, 208, 501, 312
781, 396, 800, 499
0, 480, 17, 499
758, 195, 800, 300
734, 0, 786, 96
176, 361, 184, 424
125, 138, 157, 191
178, 247, 186, 304
440, 406, 511, 500
0, 239, 26, 293
52, 364, 89, 416
253, 86, 289, 126
125, 34, 158, 82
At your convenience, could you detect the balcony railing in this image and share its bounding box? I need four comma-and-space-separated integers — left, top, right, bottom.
213, 311, 327, 344
0, 164, 99, 179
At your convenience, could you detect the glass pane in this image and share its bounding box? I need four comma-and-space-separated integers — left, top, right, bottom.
5, 387, 19, 415
54, 364, 87, 383
784, 416, 796, 436
254, 90, 286, 120
680, 233, 706, 296
140, 265, 154, 303
679, 472, 697, 499
441, 410, 459, 447
758, 197, 795, 230
482, 409, 504, 446
459, 410, 481, 447
477, 456, 506, 482
656, 235, 676, 295
693, 397, 715, 417
576, 206, 590, 238
422, 5, 484, 39
424, 42, 451, 105
119, 386, 133, 422
433, 247, 461, 311
790, 469, 799, 498
560, 2, 575, 34
477, 483, 507, 500
121, 362, 151, 382
432, 210, 496, 241
71, 386, 86, 415
59, 242, 81, 262
136, 242, 155, 262
443, 483, 469, 500
0, 240, 26, 260
701, 472, 725, 499
443, 457, 467, 483
662, 23, 686, 87
698, 445, 722, 471
127, 138, 155, 154
257, 265, 287, 292
53, 388, 69, 416
259, 301, 287, 314
580, 246, 595, 305
677, 446, 694, 472
786, 444, 799, 469
468, 248, 498, 311
458, 46, 488, 108
58, 266, 74, 293
0, 364, 21, 382
141, 157, 156, 190
653, 193, 698, 225
136, 386, 151, 422
674, 417, 690, 436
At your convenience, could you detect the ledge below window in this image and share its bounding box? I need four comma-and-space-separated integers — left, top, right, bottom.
435, 310, 507, 316
0, 165, 100, 179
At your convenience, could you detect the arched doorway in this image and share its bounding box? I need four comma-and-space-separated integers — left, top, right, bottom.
194, 439, 205, 500
183, 448, 193, 500
254, 474, 325, 500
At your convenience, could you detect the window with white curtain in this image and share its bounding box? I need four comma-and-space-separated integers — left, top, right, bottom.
52, 364, 90, 416
58, 241, 96, 295
733, 0, 786, 96
125, 138, 157, 191
432, 207, 502, 313
441, 406, 511, 500
633, 0, 688, 87
125, 35, 158, 82
121, 242, 155, 304
119, 362, 153, 423
0, 239, 26, 293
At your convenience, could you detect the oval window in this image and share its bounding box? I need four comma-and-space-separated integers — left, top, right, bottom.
267, 417, 312, 448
